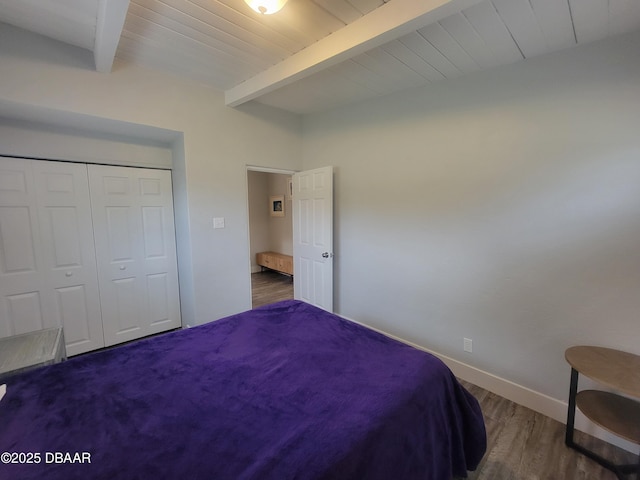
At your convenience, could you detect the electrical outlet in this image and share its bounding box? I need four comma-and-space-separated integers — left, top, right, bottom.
463, 338, 473, 353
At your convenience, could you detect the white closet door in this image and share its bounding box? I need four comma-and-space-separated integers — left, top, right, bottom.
0, 158, 49, 337
89, 165, 181, 347
0, 157, 104, 356
32, 160, 104, 355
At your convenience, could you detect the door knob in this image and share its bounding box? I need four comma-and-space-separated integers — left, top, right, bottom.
321, 252, 334, 258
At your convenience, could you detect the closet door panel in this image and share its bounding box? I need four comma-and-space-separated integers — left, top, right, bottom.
4, 292, 45, 336
0, 158, 104, 354
138, 171, 180, 334
112, 277, 141, 334
147, 273, 171, 326
89, 165, 180, 347
90, 169, 145, 345
0, 158, 48, 337
54, 285, 91, 342
32, 160, 104, 355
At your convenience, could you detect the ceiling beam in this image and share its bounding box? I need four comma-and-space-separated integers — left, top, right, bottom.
225, 0, 483, 108
94, 0, 130, 73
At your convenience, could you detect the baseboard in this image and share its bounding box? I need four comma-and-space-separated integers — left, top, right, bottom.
340, 314, 638, 454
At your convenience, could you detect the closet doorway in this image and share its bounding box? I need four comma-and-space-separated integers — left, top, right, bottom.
0, 157, 181, 356
247, 168, 294, 308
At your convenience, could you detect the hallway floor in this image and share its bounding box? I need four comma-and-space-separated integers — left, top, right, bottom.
251, 270, 293, 308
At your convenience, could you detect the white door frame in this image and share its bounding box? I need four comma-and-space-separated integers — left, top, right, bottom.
245, 165, 334, 311
245, 165, 297, 305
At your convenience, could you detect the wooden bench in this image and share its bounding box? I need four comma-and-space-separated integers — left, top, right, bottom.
257, 251, 293, 276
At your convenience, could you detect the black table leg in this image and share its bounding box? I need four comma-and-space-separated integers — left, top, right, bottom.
565, 367, 579, 447
565, 368, 639, 479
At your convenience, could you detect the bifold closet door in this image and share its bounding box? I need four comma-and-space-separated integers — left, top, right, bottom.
0, 158, 104, 355
88, 164, 181, 347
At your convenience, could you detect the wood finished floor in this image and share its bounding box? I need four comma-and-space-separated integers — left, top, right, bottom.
251, 270, 293, 308
459, 379, 638, 480
251, 273, 639, 479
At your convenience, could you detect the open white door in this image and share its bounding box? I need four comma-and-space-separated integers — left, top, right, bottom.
293, 166, 333, 311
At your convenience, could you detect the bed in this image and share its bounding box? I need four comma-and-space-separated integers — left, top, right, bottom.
0, 300, 486, 480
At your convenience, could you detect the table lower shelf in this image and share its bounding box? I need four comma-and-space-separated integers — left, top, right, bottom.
576, 390, 640, 446
565, 349, 640, 480
0, 327, 66, 382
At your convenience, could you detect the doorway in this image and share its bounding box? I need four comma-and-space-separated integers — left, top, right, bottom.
247, 168, 294, 308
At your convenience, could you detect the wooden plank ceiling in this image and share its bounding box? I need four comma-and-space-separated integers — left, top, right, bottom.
1, 0, 639, 114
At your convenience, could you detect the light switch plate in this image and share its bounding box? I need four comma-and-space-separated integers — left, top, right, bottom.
213, 217, 225, 229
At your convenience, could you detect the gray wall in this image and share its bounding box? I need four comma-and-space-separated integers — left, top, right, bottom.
302, 31, 640, 409
0, 117, 174, 168
267, 173, 293, 256
248, 170, 271, 272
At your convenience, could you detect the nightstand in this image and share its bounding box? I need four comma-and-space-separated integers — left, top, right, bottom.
565, 345, 640, 479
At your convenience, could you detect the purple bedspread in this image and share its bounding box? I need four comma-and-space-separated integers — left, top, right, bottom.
0, 300, 485, 480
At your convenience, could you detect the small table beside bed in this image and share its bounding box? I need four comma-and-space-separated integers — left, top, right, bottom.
0, 300, 486, 479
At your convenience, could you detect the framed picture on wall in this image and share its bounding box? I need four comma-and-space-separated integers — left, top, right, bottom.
270, 195, 285, 217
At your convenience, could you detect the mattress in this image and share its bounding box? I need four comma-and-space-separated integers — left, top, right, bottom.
0, 300, 486, 479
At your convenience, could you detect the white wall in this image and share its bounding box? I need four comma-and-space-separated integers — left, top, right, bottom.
0, 118, 174, 168
302, 31, 640, 441
267, 173, 293, 255
0, 23, 303, 325
248, 171, 271, 272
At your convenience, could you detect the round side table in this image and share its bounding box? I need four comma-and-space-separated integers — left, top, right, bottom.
565, 346, 640, 479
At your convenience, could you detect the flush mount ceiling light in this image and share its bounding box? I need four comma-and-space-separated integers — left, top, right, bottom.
244, 0, 288, 14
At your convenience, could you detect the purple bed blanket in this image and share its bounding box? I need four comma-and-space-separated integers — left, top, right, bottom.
0, 300, 486, 480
